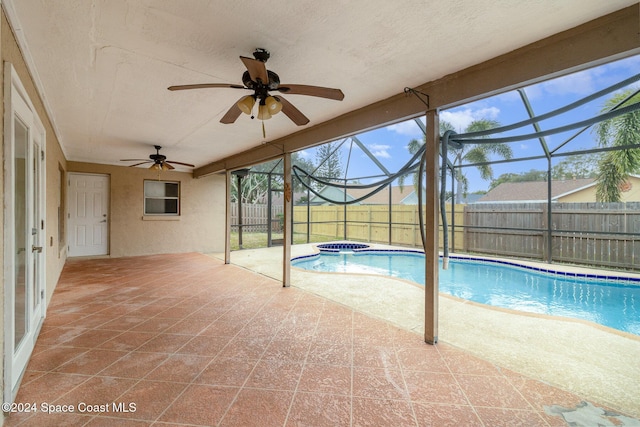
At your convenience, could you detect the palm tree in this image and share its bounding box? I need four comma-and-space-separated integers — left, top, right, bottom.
400, 119, 512, 203
593, 89, 640, 202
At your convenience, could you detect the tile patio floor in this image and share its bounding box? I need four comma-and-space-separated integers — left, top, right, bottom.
3, 252, 636, 426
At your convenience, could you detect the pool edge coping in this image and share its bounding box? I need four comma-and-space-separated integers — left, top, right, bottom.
290, 241, 640, 341
292, 241, 640, 285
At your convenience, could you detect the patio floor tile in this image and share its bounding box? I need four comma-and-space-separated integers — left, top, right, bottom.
4, 252, 636, 427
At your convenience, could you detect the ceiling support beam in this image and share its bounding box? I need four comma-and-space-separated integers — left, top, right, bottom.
193, 4, 640, 178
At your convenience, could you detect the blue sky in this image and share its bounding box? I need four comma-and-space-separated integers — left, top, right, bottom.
298, 53, 640, 193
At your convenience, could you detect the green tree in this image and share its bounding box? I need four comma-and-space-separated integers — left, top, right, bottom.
402, 119, 512, 201
488, 154, 601, 190
451, 119, 513, 202
593, 89, 640, 202
231, 153, 318, 203
400, 121, 454, 192
314, 142, 343, 182
551, 153, 601, 180
489, 169, 547, 190
290, 153, 316, 196
230, 159, 280, 204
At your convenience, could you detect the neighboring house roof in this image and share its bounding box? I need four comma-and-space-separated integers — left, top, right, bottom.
309, 185, 416, 205
308, 186, 356, 204
476, 178, 596, 203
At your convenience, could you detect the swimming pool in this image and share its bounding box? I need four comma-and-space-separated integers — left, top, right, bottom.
292, 246, 640, 335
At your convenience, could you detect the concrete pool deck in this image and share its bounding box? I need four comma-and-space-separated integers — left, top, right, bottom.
210, 243, 640, 419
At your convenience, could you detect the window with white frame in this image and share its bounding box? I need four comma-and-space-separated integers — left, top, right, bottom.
144, 180, 180, 215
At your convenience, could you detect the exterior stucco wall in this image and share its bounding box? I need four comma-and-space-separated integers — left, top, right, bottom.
558, 187, 598, 203
558, 177, 640, 202
67, 162, 226, 257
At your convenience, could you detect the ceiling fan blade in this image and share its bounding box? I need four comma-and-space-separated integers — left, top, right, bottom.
120, 158, 149, 162
128, 161, 151, 167
220, 101, 243, 124
166, 160, 195, 168
168, 83, 246, 91
240, 56, 268, 84
277, 84, 344, 101
277, 96, 310, 126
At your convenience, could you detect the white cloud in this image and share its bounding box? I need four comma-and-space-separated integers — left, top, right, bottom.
524, 55, 640, 100
386, 119, 424, 137
539, 69, 596, 96
367, 143, 391, 158
440, 106, 500, 132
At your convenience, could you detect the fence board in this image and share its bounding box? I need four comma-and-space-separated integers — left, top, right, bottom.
234, 202, 638, 271
465, 202, 640, 271
231, 203, 283, 232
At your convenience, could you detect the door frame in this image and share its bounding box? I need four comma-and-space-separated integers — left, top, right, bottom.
3, 63, 47, 403
67, 172, 110, 257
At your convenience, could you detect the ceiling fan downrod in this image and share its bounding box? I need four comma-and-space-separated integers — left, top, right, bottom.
252, 48, 270, 62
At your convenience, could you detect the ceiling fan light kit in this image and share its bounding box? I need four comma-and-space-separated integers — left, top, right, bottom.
168, 48, 344, 128
237, 95, 256, 115
257, 102, 272, 121
149, 163, 162, 171
265, 95, 283, 115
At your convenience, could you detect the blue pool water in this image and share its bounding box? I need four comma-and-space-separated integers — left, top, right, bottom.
292, 250, 640, 335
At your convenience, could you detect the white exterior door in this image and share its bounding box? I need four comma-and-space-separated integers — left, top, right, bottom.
68, 173, 110, 256
4, 63, 46, 401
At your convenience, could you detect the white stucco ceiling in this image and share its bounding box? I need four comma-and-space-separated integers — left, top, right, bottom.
4, 0, 637, 171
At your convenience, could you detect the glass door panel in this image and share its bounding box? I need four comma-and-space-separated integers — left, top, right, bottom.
14, 116, 28, 349
31, 136, 42, 317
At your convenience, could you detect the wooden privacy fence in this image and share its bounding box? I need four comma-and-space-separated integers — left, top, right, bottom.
464, 202, 640, 271
292, 204, 465, 249
230, 203, 284, 232
232, 202, 639, 271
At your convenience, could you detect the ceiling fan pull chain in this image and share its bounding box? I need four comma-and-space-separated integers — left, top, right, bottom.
262, 121, 266, 138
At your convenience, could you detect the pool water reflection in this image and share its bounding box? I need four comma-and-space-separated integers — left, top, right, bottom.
292, 250, 640, 335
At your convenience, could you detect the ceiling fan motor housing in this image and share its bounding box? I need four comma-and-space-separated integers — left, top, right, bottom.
151, 145, 166, 162
253, 48, 270, 62
121, 145, 194, 169
242, 70, 280, 91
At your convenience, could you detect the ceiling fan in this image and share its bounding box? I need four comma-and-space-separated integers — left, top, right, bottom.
120, 145, 195, 171
168, 48, 344, 127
